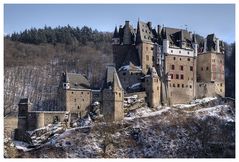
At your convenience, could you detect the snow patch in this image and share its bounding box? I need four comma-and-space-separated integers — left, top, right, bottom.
191, 97, 217, 104
125, 107, 170, 120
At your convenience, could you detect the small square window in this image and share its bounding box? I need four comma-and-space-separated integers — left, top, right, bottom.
180, 65, 183, 71
171, 74, 173, 79
181, 74, 184, 80
187, 58, 190, 61
171, 65, 175, 70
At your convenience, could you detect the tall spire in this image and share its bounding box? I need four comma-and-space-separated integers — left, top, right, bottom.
113, 26, 119, 38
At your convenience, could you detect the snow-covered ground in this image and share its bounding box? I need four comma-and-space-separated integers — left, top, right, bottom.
6, 97, 235, 158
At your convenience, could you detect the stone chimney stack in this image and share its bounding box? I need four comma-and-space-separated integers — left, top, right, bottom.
147, 21, 152, 30
125, 20, 130, 27
203, 38, 207, 53
216, 38, 220, 53
157, 25, 161, 35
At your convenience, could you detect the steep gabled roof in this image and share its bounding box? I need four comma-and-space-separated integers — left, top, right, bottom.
113, 26, 119, 38
66, 73, 90, 89
103, 66, 123, 90
162, 27, 193, 48
136, 21, 154, 44
206, 34, 217, 52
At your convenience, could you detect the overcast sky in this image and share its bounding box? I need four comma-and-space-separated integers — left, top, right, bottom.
4, 4, 235, 43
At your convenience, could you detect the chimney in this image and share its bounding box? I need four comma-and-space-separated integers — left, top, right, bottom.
203, 38, 207, 53
189, 32, 192, 39
147, 21, 152, 30
216, 38, 220, 53
125, 20, 130, 27
157, 25, 161, 35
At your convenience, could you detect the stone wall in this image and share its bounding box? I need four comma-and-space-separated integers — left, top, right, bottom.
118, 70, 142, 90
137, 43, 154, 74
65, 89, 92, 118
165, 55, 197, 105
27, 111, 67, 130
113, 45, 137, 69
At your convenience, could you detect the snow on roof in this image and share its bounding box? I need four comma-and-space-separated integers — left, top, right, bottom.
118, 65, 142, 72
128, 83, 141, 89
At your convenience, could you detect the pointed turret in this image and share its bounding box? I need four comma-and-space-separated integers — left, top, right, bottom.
102, 66, 124, 122
145, 66, 161, 108
113, 26, 119, 38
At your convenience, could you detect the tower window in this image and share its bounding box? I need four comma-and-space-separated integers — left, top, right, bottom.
179, 58, 182, 61
201, 67, 203, 71
171, 74, 173, 79
190, 66, 193, 71
180, 65, 183, 71
171, 65, 175, 70
177, 84, 180, 88
181, 74, 184, 80
179, 51, 181, 54
176, 74, 179, 79
187, 52, 190, 54
182, 84, 184, 88
190, 85, 192, 88
206, 66, 209, 71
171, 50, 173, 53
187, 58, 190, 61
119, 93, 121, 97
173, 84, 175, 87
173, 57, 176, 60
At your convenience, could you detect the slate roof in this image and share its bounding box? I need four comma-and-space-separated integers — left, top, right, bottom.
19, 98, 28, 104
162, 27, 194, 48
103, 66, 123, 90
136, 21, 154, 44
206, 34, 217, 52
66, 73, 91, 89
122, 47, 141, 67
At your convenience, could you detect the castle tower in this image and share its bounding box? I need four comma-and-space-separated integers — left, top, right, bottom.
144, 67, 161, 108
17, 98, 29, 130
197, 34, 225, 97
102, 66, 124, 122
112, 26, 120, 45
136, 20, 155, 74
123, 21, 132, 45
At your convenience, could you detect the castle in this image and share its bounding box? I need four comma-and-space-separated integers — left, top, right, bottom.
16, 20, 225, 133
113, 20, 225, 106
